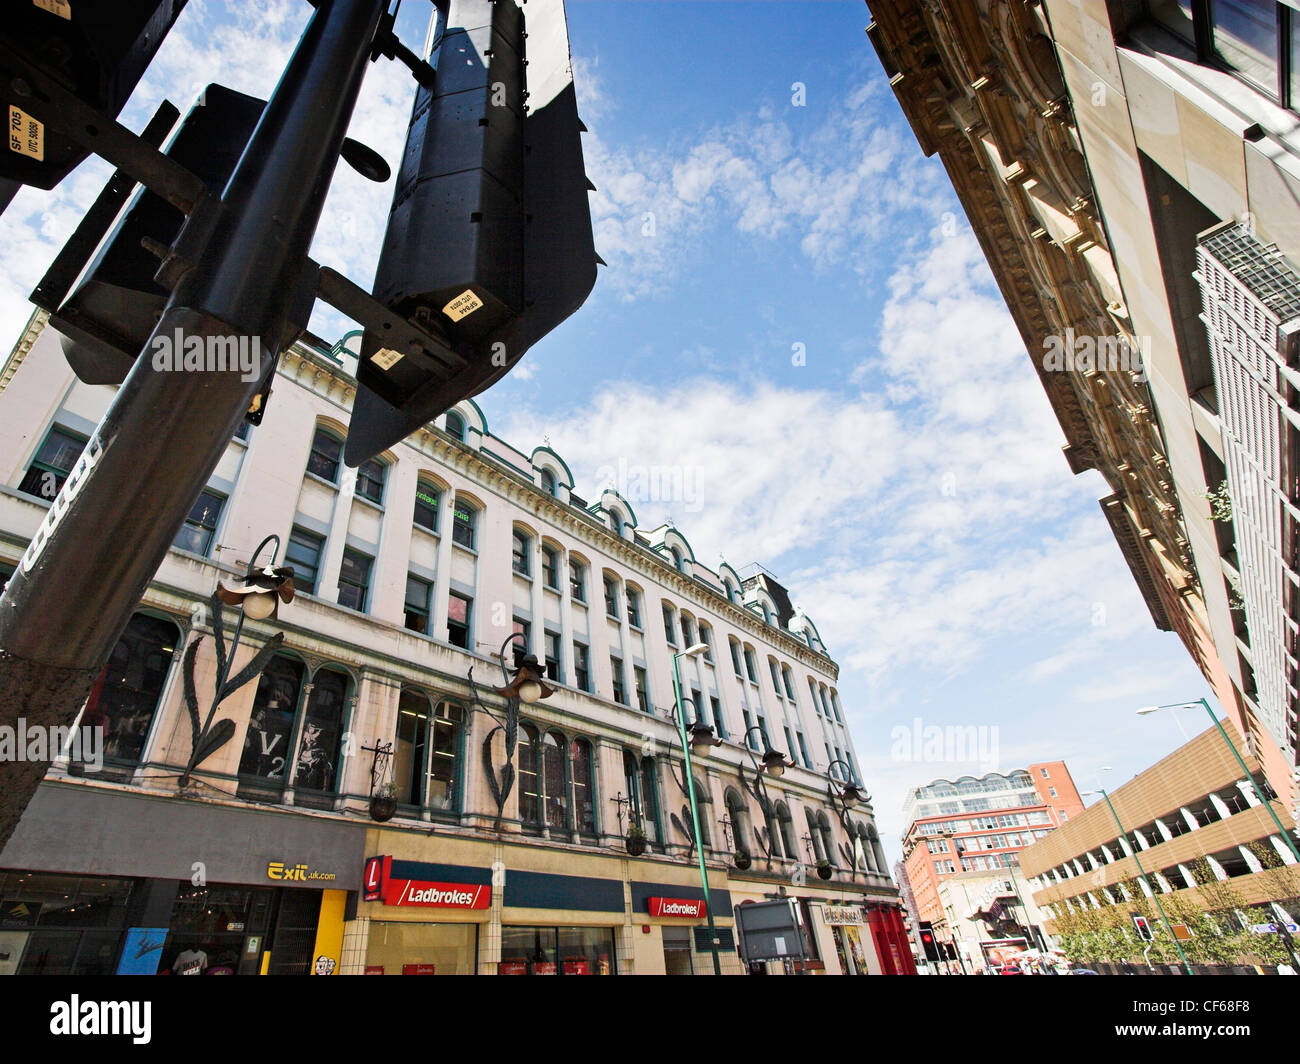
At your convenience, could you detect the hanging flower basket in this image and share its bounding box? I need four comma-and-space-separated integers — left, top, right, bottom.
369, 786, 398, 823
626, 826, 647, 856
733, 850, 752, 871
816, 860, 833, 880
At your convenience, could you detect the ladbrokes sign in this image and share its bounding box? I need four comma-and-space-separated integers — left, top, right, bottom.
647, 896, 706, 919
363, 855, 491, 910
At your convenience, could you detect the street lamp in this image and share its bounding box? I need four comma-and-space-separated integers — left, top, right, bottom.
1137, 699, 1300, 865
178, 534, 294, 789
471, 633, 556, 831
1082, 780, 1194, 975
827, 758, 865, 808
670, 641, 724, 975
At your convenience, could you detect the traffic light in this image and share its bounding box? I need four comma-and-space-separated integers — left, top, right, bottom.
0, 1, 189, 190
919, 922, 940, 963
1130, 913, 1154, 942
47, 85, 265, 385
345, 0, 598, 465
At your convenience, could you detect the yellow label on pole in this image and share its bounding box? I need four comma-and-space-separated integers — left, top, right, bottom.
8, 107, 44, 160
33, 0, 73, 19
443, 289, 483, 322
370, 347, 404, 370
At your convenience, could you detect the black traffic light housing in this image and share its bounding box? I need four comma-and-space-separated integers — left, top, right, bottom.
0, 0, 189, 190
47, 85, 266, 386
345, 0, 598, 466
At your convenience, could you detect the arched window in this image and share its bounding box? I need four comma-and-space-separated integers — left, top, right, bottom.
293, 667, 350, 799
239, 655, 305, 793
307, 426, 343, 483
623, 751, 662, 847
452, 497, 477, 550
80, 612, 179, 767
540, 468, 557, 497
817, 811, 836, 868
765, 803, 784, 859
413, 479, 440, 533
519, 724, 540, 831
394, 691, 464, 813
445, 411, 465, 442
610, 510, 625, 537
355, 457, 387, 504
670, 546, 684, 572
776, 802, 796, 861
805, 808, 825, 863
571, 738, 595, 837
692, 777, 711, 850
512, 528, 531, 576
543, 731, 569, 832
725, 788, 752, 856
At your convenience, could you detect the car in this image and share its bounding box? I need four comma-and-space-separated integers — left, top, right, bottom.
1068, 968, 1100, 975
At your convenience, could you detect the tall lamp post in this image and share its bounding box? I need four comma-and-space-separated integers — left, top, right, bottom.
1082, 780, 1194, 975
1137, 699, 1300, 865
670, 642, 724, 975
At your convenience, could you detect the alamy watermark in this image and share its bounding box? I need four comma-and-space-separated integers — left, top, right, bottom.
0, 719, 102, 772
1041, 328, 1148, 384
150, 328, 262, 383
593, 456, 705, 513
890, 717, 999, 772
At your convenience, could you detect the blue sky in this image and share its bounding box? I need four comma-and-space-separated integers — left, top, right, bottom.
0, 0, 1216, 863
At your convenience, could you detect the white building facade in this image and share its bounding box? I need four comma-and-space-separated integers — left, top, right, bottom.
0, 317, 911, 975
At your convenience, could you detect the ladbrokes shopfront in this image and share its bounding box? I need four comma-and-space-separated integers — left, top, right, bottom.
0, 782, 364, 975
356, 830, 740, 974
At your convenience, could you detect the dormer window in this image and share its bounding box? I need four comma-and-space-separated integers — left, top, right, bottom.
445, 411, 466, 442
540, 468, 558, 497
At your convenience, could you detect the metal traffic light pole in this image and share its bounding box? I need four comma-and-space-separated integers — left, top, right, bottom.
0, 0, 388, 850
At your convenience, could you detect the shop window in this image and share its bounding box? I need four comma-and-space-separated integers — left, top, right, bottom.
452, 498, 477, 550
571, 738, 596, 837
2, 872, 135, 975
413, 480, 440, 533
404, 574, 432, 634
307, 426, 342, 483
18, 425, 87, 501
284, 526, 325, 596
78, 612, 179, 767
173, 489, 225, 556
543, 731, 569, 833
366, 921, 479, 976
498, 926, 616, 975
394, 690, 464, 813
623, 750, 662, 848
238, 655, 305, 793
519, 724, 541, 832
293, 668, 350, 799
448, 592, 472, 649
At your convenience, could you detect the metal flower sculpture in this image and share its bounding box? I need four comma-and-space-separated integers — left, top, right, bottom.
178, 535, 293, 788
827, 758, 871, 877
